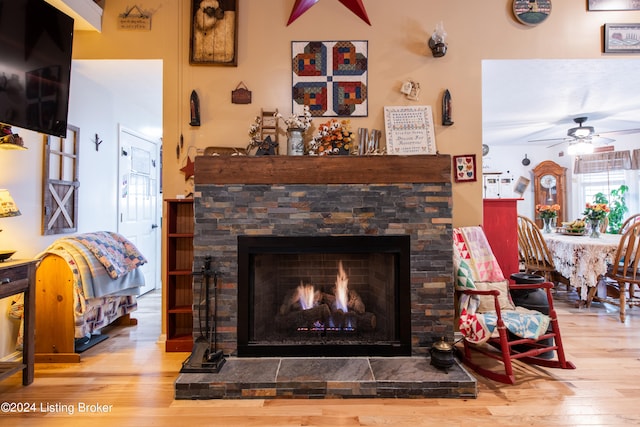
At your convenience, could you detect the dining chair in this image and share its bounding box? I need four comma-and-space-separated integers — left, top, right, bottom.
620, 213, 640, 234
453, 226, 575, 384
603, 221, 640, 322
517, 215, 570, 290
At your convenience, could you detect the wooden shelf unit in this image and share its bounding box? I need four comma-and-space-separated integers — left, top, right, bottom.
165, 199, 194, 352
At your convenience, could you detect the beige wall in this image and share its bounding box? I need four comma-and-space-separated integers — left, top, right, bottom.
73, 0, 640, 227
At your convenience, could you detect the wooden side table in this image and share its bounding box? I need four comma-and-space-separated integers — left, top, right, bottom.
0, 259, 36, 385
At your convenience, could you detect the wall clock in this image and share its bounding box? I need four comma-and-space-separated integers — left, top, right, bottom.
513, 0, 552, 26
532, 160, 566, 227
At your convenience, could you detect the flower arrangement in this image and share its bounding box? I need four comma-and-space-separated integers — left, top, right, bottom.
276, 105, 312, 132
536, 204, 561, 219
247, 115, 262, 149
583, 203, 610, 221
308, 118, 354, 156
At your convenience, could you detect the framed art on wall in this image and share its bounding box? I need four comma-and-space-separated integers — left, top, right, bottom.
588, 1, 640, 11
292, 40, 368, 118
604, 23, 640, 53
513, 176, 531, 197
190, 0, 238, 65
453, 154, 477, 183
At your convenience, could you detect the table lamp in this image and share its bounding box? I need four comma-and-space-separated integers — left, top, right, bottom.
0, 188, 21, 261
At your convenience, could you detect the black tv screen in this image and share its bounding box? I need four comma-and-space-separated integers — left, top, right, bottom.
0, 0, 74, 138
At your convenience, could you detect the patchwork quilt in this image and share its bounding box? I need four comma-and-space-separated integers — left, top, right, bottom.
70, 231, 147, 279
453, 226, 550, 344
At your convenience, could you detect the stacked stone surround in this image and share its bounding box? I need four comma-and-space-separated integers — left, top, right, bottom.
192, 155, 454, 357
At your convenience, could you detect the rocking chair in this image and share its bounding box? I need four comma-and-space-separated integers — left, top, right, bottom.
453, 226, 575, 384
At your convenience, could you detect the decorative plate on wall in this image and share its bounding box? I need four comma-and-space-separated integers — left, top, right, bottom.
512, 0, 552, 26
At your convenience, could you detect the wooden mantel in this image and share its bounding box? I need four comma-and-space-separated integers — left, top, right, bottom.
195, 155, 451, 185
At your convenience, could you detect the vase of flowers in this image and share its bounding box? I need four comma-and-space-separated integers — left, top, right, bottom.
536, 204, 560, 233
276, 106, 312, 155
308, 119, 354, 156
583, 203, 609, 238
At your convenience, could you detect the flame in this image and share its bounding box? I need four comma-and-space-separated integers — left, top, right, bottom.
334, 260, 349, 312
297, 282, 316, 310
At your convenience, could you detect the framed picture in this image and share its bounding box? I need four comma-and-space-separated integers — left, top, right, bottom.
588, 1, 640, 11
513, 176, 531, 197
190, 0, 238, 65
292, 40, 368, 117
453, 155, 477, 183
604, 23, 640, 53
383, 105, 437, 155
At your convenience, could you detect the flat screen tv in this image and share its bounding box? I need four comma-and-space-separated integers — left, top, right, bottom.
0, 0, 74, 138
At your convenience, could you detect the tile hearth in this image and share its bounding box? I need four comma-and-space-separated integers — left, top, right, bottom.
175, 356, 477, 399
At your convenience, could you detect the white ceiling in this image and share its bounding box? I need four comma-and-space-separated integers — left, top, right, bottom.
482, 59, 640, 147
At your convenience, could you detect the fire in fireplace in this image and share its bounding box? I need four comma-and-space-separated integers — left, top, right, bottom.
237, 235, 411, 357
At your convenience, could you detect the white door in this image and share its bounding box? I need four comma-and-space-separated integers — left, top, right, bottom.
117, 126, 160, 295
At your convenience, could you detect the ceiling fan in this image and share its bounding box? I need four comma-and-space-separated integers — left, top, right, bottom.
528, 116, 640, 150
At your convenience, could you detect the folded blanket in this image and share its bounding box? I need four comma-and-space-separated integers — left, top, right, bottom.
69, 231, 147, 279
454, 227, 550, 344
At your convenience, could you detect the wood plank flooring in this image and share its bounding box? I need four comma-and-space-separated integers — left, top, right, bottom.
1, 289, 639, 426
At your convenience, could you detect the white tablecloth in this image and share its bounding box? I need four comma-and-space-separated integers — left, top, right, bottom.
543, 232, 621, 301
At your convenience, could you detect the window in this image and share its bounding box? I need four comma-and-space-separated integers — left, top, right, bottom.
577, 169, 639, 223
574, 150, 640, 225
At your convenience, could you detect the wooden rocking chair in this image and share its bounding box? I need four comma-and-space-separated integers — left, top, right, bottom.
453, 226, 575, 384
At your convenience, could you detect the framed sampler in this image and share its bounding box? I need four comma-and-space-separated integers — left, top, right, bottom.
383, 105, 437, 155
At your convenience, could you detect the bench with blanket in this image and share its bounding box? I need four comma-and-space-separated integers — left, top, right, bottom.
34, 231, 147, 362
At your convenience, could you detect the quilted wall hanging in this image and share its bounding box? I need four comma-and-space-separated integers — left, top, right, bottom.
292, 40, 368, 117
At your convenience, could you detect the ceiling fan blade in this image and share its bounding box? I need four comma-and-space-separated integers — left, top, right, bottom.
528, 136, 570, 143
593, 135, 615, 144
596, 128, 640, 137
545, 140, 571, 148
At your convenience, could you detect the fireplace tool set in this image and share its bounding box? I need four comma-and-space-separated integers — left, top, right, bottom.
181, 256, 226, 373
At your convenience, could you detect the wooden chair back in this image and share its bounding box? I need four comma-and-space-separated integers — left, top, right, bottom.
517, 215, 556, 277
620, 213, 640, 234
609, 222, 640, 285
605, 221, 640, 322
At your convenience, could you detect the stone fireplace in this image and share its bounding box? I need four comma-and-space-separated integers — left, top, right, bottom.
192, 155, 454, 356
174, 155, 476, 399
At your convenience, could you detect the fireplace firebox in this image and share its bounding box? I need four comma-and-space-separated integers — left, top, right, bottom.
237, 235, 411, 357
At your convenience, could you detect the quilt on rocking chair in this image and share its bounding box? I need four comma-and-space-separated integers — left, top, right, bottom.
453, 227, 550, 344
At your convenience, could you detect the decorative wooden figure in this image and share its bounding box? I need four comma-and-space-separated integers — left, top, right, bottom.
442, 89, 454, 126
190, 90, 200, 126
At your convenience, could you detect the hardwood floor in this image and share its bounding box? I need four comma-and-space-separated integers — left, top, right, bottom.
1, 289, 639, 426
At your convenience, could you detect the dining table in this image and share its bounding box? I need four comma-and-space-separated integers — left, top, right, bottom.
542, 231, 622, 306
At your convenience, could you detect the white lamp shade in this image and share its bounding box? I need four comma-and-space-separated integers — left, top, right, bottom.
567, 141, 595, 156
0, 189, 21, 217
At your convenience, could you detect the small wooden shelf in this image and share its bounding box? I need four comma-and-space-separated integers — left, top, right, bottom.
167, 305, 193, 314
165, 199, 194, 352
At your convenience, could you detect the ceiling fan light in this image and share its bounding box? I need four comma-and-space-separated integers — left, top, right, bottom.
567, 141, 594, 155
567, 126, 594, 138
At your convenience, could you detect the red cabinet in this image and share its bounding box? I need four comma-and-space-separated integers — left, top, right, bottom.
483, 199, 521, 280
